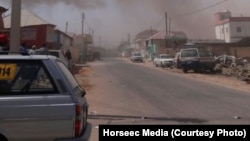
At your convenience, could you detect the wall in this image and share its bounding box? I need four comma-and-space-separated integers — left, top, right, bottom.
230, 21, 250, 42
21, 25, 46, 48
230, 47, 250, 60
19, 25, 56, 49
150, 39, 186, 56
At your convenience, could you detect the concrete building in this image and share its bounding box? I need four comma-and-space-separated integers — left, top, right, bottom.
54, 29, 73, 51
146, 31, 187, 60
215, 10, 250, 43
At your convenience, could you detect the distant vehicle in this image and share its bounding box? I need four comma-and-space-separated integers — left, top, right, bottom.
92, 51, 101, 61
130, 52, 143, 62
121, 51, 129, 58
173, 52, 181, 69
0, 54, 91, 141
153, 54, 174, 68
179, 48, 215, 73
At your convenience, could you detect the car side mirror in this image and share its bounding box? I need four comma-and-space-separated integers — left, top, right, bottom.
81, 89, 86, 97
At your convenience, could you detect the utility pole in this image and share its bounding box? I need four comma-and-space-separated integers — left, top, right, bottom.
128, 33, 130, 48
10, 0, 21, 52
169, 18, 171, 35
165, 12, 168, 36
92, 29, 94, 44
99, 36, 101, 48
165, 12, 168, 48
65, 21, 68, 33
81, 12, 85, 64
150, 26, 153, 36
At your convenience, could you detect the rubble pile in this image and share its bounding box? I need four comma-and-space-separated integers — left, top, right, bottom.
214, 58, 250, 81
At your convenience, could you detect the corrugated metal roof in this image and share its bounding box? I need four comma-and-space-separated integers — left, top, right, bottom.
147, 31, 187, 40
147, 31, 166, 40
3, 9, 55, 28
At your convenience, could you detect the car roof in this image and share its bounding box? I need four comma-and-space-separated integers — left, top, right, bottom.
180, 48, 198, 51
159, 54, 170, 56
0, 54, 57, 60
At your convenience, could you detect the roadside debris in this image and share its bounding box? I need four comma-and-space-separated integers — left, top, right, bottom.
214, 55, 250, 82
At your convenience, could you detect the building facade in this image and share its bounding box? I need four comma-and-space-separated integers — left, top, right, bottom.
215, 10, 250, 43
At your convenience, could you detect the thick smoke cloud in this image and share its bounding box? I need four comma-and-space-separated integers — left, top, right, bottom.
22, 0, 106, 9
19, 0, 249, 44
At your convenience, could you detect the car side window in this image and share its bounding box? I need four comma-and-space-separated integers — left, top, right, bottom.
0, 60, 58, 95
56, 61, 84, 93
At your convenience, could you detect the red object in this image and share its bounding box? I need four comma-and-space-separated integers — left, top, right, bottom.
74, 104, 82, 137
0, 34, 8, 42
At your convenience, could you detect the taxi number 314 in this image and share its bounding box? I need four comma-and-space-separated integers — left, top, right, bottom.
0, 64, 16, 80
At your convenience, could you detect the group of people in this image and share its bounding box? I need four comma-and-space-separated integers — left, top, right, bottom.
19, 42, 73, 71
19, 42, 49, 55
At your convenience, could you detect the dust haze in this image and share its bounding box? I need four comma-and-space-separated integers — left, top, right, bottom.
18, 0, 250, 46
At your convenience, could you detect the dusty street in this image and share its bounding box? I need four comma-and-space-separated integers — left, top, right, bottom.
75, 58, 250, 94
74, 57, 250, 141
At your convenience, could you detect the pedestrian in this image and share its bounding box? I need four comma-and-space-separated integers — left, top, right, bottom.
65, 49, 72, 70
19, 42, 28, 55
37, 43, 49, 55
29, 45, 37, 55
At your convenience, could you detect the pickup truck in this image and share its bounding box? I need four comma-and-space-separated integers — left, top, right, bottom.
179, 48, 215, 73
0, 54, 91, 141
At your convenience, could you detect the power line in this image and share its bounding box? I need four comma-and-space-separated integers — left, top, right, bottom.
152, 0, 229, 31
177, 0, 229, 17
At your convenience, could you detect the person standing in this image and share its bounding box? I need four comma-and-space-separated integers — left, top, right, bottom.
28, 45, 37, 55
37, 43, 49, 55
19, 42, 28, 55
65, 49, 72, 71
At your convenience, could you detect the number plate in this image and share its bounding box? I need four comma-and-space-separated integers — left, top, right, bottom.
0, 64, 16, 80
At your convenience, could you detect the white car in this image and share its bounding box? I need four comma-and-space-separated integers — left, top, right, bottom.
130, 52, 143, 62
153, 54, 174, 68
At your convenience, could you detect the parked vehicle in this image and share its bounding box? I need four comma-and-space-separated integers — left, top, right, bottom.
48, 50, 69, 68
130, 52, 143, 62
173, 52, 181, 69
214, 55, 246, 68
153, 54, 174, 68
121, 51, 129, 58
0, 54, 92, 141
179, 48, 215, 73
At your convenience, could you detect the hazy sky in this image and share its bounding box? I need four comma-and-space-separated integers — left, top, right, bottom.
1, 0, 250, 47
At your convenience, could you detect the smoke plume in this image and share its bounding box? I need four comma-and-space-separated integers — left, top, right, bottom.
22, 0, 106, 9
18, 0, 249, 45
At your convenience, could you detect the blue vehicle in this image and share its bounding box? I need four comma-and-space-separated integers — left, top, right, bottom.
179, 48, 215, 73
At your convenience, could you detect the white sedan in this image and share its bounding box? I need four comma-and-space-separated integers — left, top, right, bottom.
153, 54, 174, 68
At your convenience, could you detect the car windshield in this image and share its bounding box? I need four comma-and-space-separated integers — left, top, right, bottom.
161, 55, 172, 59
181, 50, 198, 57
133, 53, 141, 56
3, 1, 250, 140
